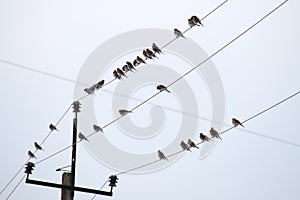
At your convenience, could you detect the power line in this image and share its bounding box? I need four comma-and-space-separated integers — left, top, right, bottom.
167, 0, 288, 88
90, 179, 109, 200
0, 105, 73, 198
0, 58, 87, 87
0, 0, 228, 106
4, 175, 26, 200
111, 89, 300, 177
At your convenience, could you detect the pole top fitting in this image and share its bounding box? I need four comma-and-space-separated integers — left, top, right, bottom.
72, 101, 81, 113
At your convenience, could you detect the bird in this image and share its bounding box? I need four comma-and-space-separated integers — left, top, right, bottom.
84, 87, 94, 95
113, 70, 122, 80
28, 150, 36, 159
146, 49, 158, 59
93, 124, 103, 133
180, 141, 192, 152
187, 139, 199, 149
191, 15, 203, 26
232, 118, 244, 128
34, 142, 44, 151
117, 68, 128, 78
210, 127, 222, 140
49, 124, 58, 131
122, 64, 130, 73
188, 18, 197, 27
158, 150, 168, 161
119, 109, 132, 116
143, 49, 152, 60
174, 28, 185, 38
136, 56, 146, 64
78, 132, 89, 141
133, 59, 140, 66
157, 84, 171, 93
199, 133, 211, 142
126, 61, 137, 71
152, 43, 163, 54
95, 80, 105, 90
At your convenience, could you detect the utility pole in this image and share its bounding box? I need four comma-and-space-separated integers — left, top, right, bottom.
25, 101, 115, 198
69, 101, 80, 199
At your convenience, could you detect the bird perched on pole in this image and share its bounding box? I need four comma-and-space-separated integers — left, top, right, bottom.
157, 84, 171, 93
199, 133, 211, 142
232, 118, 244, 127
49, 124, 58, 131
180, 141, 192, 152
174, 28, 185, 38
34, 142, 44, 151
187, 139, 199, 149
152, 43, 163, 54
210, 127, 222, 140
78, 132, 89, 142
158, 150, 168, 161
28, 150, 36, 159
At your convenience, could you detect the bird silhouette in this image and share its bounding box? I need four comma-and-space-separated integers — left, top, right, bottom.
187, 139, 199, 149
210, 127, 222, 140
117, 68, 127, 78
174, 28, 185, 38
191, 15, 203, 26
34, 142, 44, 151
126, 61, 137, 71
180, 141, 192, 152
232, 118, 244, 127
113, 70, 122, 80
49, 124, 58, 131
119, 109, 132, 116
28, 150, 36, 159
78, 132, 89, 141
157, 85, 171, 93
199, 133, 211, 142
158, 150, 168, 161
136, 56, 146, 64
93, 124, 103, 133
152, 43, 163, 54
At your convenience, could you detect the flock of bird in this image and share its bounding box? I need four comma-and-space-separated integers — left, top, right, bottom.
83, 15, 203, 95
26, 14, 240, 163
26, 14, 227, 161
27, 118, 244, 160
157, 118, 244, 161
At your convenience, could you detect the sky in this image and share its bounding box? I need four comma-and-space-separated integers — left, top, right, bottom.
0, 0, 300, 200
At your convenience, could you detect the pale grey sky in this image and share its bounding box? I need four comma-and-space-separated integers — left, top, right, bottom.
0, 0, 299, 200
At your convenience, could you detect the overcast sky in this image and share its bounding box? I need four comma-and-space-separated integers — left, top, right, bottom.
0, 0, 299, 200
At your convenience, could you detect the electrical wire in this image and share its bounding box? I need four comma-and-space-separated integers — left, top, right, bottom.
0, 105, 73, 198
112, 89, 299, 177
4, 175, 26, 200
90, 179, 109, 200
74, 0, 229, 103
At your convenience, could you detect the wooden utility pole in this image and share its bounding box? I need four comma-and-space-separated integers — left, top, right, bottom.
25, 101, 113, 198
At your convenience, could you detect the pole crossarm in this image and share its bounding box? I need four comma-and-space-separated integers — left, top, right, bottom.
25, 178, 112, 196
